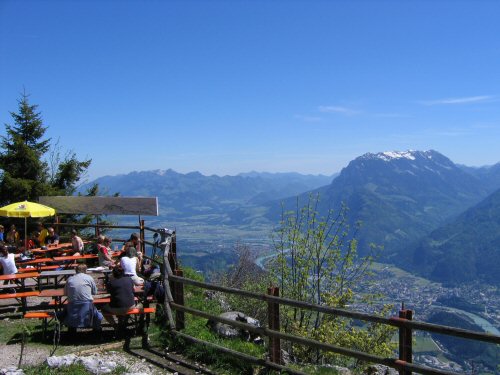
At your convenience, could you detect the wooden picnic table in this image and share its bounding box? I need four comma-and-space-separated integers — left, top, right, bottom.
52, 254, 98, 262
38, 269, 76, 289
31, 242, 73, 254
16, 257, 54, 272
17, 257, 52, 265
40, 285, 144, 309
0, 290, 40, 312
0, 273, 40, 309
0, 272, 40, 283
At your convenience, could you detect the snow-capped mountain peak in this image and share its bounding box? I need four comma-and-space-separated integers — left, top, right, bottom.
378, 150, 417, 161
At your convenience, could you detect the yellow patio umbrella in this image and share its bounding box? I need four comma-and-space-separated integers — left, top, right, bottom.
0, 200, 56, 248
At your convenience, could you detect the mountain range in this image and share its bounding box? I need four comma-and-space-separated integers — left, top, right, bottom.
82, 150, 500, 286
265, 151, 497, 263
82, 170, 334, 222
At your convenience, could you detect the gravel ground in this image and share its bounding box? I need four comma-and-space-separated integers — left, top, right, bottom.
0, 343, 50, 368
0, 344, 171, 374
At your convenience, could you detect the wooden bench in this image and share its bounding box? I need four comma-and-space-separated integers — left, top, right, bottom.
24, 311, 54, 319
0, 291, 40, 300
24, 311, 55, 338
18, 265, 60, 273
48, 296, 151, 306
25, 308, 155, 343
0, 291, 40, 312
102, 307, 155, 316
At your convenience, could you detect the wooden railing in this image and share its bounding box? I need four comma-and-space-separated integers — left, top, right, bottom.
48, 219, 177, 266
164, 270, 500, 375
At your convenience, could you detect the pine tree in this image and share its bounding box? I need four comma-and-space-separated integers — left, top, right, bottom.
0, 92, 51, 203
0, 91, 91, 204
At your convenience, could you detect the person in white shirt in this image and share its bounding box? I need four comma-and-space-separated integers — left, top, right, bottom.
0, 245, 18, 275
120, 246, 144, 285
0, 245, 19, 292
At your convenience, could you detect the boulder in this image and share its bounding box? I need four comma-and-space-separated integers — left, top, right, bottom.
207, 311, 263, 344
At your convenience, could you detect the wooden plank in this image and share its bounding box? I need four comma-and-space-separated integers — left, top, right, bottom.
39, 196, 158, 216
0, 272, 40, 280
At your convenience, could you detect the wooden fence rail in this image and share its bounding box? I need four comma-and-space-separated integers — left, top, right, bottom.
167, 273, 500, 375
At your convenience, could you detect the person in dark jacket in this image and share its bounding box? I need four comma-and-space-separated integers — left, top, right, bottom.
102, 265, 136, 327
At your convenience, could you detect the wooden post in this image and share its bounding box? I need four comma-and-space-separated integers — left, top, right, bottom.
267, 286, 281, 365
54, 215, 60, 236
162, 246, 177, 331
398, 306, 413, 375
95, 215, 100, 237
168, 230, 177, 272
139, 219, 145, 255
174, 268, 185, 330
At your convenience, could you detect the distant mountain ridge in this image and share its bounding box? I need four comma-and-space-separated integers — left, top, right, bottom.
81, 169, 334, 220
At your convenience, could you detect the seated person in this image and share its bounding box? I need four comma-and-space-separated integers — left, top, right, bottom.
5, 225, 20, 247
45, 227, 60, 246
0, 245, 20, 291
37, 222, 49, 247
57, 264, 102, 330
0, 225, 4, 243
0, 245, 18, 274
102, 265, 136, 328
122, 233, 142, 259
27, 231, 40, 250
71, 229, 84, 254
120, 246, 144, 285
97, 235, 114, 267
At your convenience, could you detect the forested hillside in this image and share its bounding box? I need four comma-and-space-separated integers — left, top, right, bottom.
411, 188, 500, 285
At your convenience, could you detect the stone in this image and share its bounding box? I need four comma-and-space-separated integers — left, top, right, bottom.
207, 311, 263, 344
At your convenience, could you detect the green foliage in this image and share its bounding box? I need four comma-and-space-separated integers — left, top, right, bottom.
0, 92, 91, 205
214, 242, 273, 323
270, 194, 395, 369
163, 267, 266, 375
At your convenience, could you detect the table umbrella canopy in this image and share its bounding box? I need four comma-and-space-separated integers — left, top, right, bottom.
0, 201, 55, 218
0, 200, 56, 248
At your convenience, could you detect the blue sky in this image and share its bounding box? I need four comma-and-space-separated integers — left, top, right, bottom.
1, 1, 500, 181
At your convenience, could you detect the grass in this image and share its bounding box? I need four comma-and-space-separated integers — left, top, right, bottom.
0, 317, 44, 346
23, 362, 128, 375
160, 268, 267, 374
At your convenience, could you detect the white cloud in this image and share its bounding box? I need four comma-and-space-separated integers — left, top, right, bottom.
421, 95, 493, 105
294, 115, 322, 122
318, 105, 360, 115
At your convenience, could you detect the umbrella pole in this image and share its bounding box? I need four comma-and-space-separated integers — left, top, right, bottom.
24, 217, 28, 250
